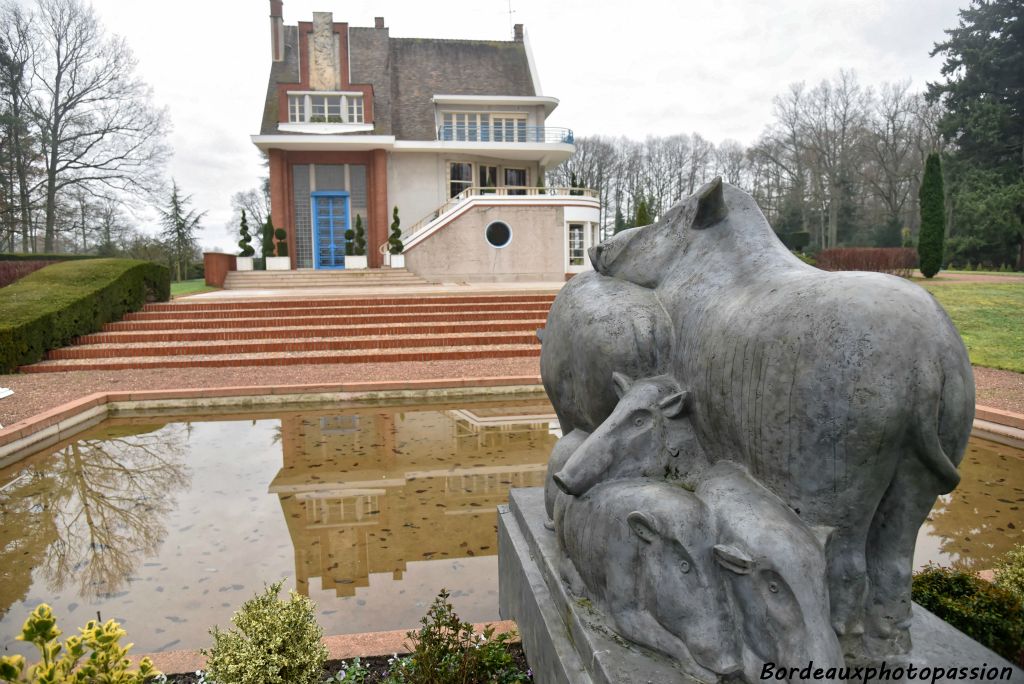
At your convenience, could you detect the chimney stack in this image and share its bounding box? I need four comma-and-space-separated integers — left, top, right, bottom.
513, 23, 524, 42
270, 0, 284, 62
374, 16, 385, 29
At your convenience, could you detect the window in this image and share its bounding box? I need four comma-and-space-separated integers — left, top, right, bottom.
568, 224, 585, 266
504, 168, 527, 195
450, 162, 473, 198
440, 112, 527, 142
288, 95, 304, 123
286, 92, 365, 123
485, 221, 512, 248
479, 165, 498, 193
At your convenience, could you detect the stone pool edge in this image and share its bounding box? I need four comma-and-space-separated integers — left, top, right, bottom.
128, 620, 521, 675
0, 376, 546, 469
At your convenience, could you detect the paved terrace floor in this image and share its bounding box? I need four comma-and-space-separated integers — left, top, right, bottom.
188, 280, 564, 300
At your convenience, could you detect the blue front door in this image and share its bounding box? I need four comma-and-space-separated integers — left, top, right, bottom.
312, 192, 349, 269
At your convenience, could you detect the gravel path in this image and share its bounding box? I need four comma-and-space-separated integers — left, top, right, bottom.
1, 362, 1021, 429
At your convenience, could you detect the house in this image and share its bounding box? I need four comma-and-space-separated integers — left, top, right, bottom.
252, 1, 601, 282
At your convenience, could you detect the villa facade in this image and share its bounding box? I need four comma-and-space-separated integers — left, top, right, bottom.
252, 1, 601, 281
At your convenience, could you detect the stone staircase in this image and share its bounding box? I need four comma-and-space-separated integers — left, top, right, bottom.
20, 293, 555, 373
223, 268, 428, 289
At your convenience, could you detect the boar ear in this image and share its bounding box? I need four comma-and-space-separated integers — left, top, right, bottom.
658, 390, 691, 418
713, 544, 753, 575
611, 371, 633, 399
810, 525, 835, 551
693, 177, 727, 229
627, 511, 658, 544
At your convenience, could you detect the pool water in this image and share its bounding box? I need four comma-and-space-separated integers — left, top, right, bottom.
0, 397, 1020, 655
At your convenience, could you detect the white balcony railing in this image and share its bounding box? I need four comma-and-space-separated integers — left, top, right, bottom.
402, 186, 599, 245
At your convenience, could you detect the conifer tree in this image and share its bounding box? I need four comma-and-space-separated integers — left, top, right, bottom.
918, 153, 945, 278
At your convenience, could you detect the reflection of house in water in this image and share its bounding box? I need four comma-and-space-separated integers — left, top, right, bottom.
269, 403, 556, 597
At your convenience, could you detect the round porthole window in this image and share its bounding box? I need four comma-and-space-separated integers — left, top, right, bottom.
485, 221, 512, 248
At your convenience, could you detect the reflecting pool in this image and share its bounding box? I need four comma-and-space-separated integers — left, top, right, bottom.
0, 396, 1019, 655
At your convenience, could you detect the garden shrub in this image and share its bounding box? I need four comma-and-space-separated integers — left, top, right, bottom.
237, 210, 255, 257
274, 228, 288, 258
995, 544, 1024, 605
388, 207, 403, 255
386, 589, 530, 683
0, 258, 169, 373
0, 603, 158, 683
0, 253, 99, 262
203, 581, 327, 684
918, 152, 945, 278
354, 215, 366, 256
815, 247, 917, 277
912, 564, 1024, 665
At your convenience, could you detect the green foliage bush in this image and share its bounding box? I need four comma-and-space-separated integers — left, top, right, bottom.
918, 153, 946, 278
389, 207, 404, 255
238, 210, 255, 257
995, 544, 1024, 605
385, 589, 530, 684
0, 259, 169, 373
203, 581, 327, 684
0, 603, 158, 683
261, 219, 276, 259
0, 253, 99, 262
274, 228, 288, 258
354, 215, 366, 256
912, 564, 1024, 665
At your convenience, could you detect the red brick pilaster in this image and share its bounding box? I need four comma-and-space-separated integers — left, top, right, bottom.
268, 149, 292, 266
369, 149, 388, 268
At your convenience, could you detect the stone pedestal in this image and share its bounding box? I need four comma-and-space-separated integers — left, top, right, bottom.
499, 487, 1023, 684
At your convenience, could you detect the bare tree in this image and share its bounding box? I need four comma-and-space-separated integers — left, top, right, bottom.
31, 0, 169, 251
0, 1, 38, 251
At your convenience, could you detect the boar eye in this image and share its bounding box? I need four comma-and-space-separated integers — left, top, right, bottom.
768, 582, 779, 593
680, 560, 691, 574
634, 416, 644, 426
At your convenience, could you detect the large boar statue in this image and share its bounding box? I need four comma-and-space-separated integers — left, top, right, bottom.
585, 178, 975, 659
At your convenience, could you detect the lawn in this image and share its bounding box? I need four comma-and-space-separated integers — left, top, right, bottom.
920, 281, 1024, 374
171, 278, 218, 297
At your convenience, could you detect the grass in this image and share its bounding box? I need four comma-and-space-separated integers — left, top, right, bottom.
171, 279, 217, 297
920, 281, 1024, 374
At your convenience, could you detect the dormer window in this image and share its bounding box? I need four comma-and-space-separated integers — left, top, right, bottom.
287, 92, 365, 124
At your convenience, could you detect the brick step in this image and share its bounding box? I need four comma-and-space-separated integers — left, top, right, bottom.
79, 319, 547, 344
144, 293, 556, 313
48, 332, 538, 360
22, 343, 540, 373
104, 309, 552, 332
124, 302, 553, 321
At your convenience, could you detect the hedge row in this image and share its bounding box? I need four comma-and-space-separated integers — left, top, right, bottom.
0, 252, 100, 261
0, 259, 170, 373
815, 247, 918, 277
0, 261, 52, 288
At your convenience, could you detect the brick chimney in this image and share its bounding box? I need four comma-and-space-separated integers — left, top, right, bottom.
513, 23, 523, 42
270, 0, 284, 62
374, 16, 385, 29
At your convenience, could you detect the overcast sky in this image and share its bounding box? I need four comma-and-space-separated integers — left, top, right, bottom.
80, 0, 965, 252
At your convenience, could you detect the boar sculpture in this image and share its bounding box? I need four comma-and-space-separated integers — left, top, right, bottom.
565, 178, 975, 660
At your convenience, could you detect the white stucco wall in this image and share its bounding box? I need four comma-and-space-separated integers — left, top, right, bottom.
388, 152, 543, 228
404, 204, 566, 282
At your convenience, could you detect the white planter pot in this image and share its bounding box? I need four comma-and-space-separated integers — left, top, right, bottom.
266, 256, 291, 271
236, 256, 254, 271
389, 254, 405, 269
346, 255, 367, 270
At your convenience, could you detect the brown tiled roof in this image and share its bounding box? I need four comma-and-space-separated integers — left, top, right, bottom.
259, 25, 536, 140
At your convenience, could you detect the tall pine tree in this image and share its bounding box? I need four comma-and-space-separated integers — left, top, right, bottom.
918, 153, 946, 278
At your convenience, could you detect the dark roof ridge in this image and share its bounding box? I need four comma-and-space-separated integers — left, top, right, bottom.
389, 36, 521, 46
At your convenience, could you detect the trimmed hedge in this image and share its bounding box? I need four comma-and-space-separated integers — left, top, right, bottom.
0, 252, 100, 261
815, 247, 918, 277
0, 259, 169, 373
